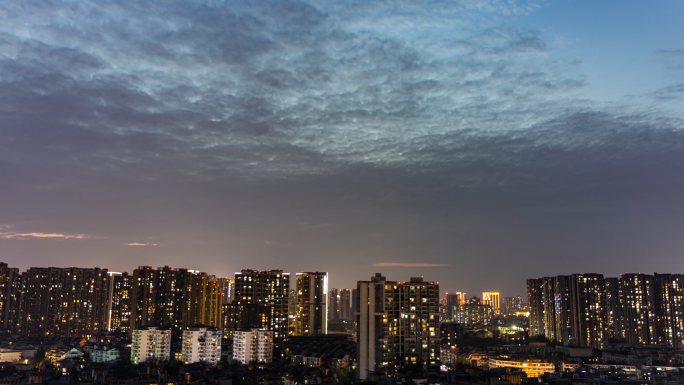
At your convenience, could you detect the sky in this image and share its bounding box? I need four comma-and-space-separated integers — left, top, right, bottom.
2, 0, 684, 297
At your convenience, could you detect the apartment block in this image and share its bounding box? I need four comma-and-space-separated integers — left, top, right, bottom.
182, 326, 222, 365
131, 326, 171, 364
232, 329, 273, 364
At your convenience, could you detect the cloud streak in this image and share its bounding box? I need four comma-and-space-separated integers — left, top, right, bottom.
373, 263, 451, 267
0, 232, 88, 240
124, 243, 158, 246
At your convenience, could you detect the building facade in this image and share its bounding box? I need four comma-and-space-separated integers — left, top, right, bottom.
225, 269, 290, 339
232, 329, 273, 364
131, 326, 171, 364
182, 327, 222, 365
482, 292, 500, 314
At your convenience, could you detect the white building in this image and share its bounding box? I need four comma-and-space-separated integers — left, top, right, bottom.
0, 349, 22, 362
182, 327, 222, 365
232, 329, 273, 364
131, 326, 171, 364
90, 345, 120, 363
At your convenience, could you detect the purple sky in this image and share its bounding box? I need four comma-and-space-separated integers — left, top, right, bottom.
2, 0, 684, 297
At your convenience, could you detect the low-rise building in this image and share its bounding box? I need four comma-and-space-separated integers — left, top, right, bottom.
233, 329, 273, 364
90, 345, 120, 363
182, 327, 222, 365
0, 349, 21, 362
488, 359, 555, 378
131, 326, 171, 364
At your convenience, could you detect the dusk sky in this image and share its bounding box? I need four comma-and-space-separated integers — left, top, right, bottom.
2, 0, 684, 297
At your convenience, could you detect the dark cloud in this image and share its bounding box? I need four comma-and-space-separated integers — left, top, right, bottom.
1, 0, 683, 294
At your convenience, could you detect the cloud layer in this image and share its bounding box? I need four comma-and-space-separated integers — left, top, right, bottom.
1, 0, 684, 294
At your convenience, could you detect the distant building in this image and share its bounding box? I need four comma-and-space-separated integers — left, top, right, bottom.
356, 273, 440, 379
329, 288, 338, 320
502, 296, 524, 315
455, 297, 493, 325
445, 292, 465, 321
489, 359, 554, 377
295, 272, 328, 336
182, 326, 222, 365
0, 349, 21, 362
328, 288, 352, 321
131, 326, 171, 364
482, 292, 500, 314
232, 329, 273, 364
90, 345, 120, 363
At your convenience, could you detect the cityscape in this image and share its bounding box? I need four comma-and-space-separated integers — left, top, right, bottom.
0, 262, 683, 384
2, 0, 684, 385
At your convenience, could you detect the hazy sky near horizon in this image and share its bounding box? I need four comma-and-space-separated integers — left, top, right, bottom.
2, 0, 684, 297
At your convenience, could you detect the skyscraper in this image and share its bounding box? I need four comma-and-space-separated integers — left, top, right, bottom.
652, 273, 684, 349
108, 272, 132, 332
229, 269, 290, 338
621, 273, 657, 346
604, 277, 622, 341
295, 272, 328, 336
527, 278, 544, 337
356, 274, 440, 379
569, 273, 606, 349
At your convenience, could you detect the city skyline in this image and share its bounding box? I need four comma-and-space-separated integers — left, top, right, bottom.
2, 0, 684, 297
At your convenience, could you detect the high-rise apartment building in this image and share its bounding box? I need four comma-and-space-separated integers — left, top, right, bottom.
604, 277, 622, 341
652, 273, 684, 349
552, 275, 572, 344
129, 266, 224, 339
19, 266, 109, 338
227, 269, 290, 338
482, 292, 500, 314
527, 278, 544, 337
131, 326, 171, 364
528, 274, 607, 348
108, 272, 132, 332
529, 271, 684, 350
182, 327, 222, 365
295, 272, 328, 336
356, 274, 440, 379
621, 273, 657, 346
0, 263, 21, 334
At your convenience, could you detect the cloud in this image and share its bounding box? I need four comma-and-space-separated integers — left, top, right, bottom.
124, 243, 158, 246
0, 232, 89, 240
373, 263, 451, 267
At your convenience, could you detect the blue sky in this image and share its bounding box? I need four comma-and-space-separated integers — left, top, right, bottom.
522, 1, 684, 101
1, 0, 683, 295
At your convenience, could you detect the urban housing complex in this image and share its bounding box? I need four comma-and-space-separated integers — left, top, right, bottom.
3, 260, 684, 380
